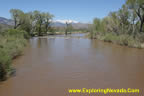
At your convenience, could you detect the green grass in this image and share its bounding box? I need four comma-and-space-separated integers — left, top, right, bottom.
90, 33, 141, 48
0, 29, 29, 81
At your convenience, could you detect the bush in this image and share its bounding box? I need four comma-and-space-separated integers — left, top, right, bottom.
0, 49, 12, 81
3, 29, 30, 39
0, 29, 28, 81
93, 33, 141, 48
136, 33, 144, 42
118, 35, 129, 45
103, 33, 118, 43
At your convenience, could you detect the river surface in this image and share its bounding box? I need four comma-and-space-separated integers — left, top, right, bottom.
0, 33, 144, 95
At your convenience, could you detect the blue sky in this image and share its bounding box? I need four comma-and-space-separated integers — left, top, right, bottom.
0, 0, 125, 23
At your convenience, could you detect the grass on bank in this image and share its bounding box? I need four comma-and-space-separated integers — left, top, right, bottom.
90, 33, 142, 48
0, 29, 29, 81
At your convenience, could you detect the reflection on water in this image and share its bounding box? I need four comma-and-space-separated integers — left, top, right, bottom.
0, 34, 144, 96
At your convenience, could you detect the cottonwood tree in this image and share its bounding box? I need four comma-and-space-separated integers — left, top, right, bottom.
10, 9, 54, 36
126, 0, 144, 32
33, 11, 45, 36
118, 5, 130, 34
18, 13, 32, 34
33, 11, 54, 36
65, 22, 68, 35
43, 13, 54, 34
65, 21, 73, 35
93, 18, 101, 36
10, 9, 25, 29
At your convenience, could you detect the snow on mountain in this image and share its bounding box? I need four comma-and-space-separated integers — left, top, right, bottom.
53, 20, 79, 24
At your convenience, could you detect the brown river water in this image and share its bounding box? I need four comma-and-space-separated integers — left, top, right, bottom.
0, 34, 144, 96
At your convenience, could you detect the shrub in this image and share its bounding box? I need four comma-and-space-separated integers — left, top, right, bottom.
0, 29, 28, 81
3, 29, 30, 39
92, 33, 141, 48
0, 49, 12, 81
103, 33, 118, 43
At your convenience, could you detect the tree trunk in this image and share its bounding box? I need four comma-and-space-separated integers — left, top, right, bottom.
45, 23, 50, 34
14, 19, 17, 29
65, 29, 67, 35
140, 20, 144, 32
39, 24, 41, 36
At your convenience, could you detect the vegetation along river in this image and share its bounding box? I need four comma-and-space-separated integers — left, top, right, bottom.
0, 33, 144, 95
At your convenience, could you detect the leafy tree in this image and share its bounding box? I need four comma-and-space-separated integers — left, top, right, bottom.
26, 12, 38, 36
33, 11, 44, 36
10, 9, 54, 36
10, 9, 25, 29
126, 0, 144, 32
117, 5, 130, 34
32, 11, 54, 36
43, 12, 54, 34
65, 21, 74, 35
65, 22, 69, 35
93, 18, 101, 36
18, 13, 32, 34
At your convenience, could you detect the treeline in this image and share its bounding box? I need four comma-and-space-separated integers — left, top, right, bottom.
10, 9, 54, 36
8, 9, 87, 36
90, 0, 144, 48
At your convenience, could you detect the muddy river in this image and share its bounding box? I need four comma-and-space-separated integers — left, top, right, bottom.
0, 34, 144, 95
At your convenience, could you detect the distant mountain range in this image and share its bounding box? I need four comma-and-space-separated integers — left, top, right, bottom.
0, 17, 89, 29
0, 17, 14, 25
51, 20, 89, 29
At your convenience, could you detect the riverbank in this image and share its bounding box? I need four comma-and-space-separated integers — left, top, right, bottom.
32, 31, 88, 36
0, 29, 29, 81
87, 33, 144, 49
